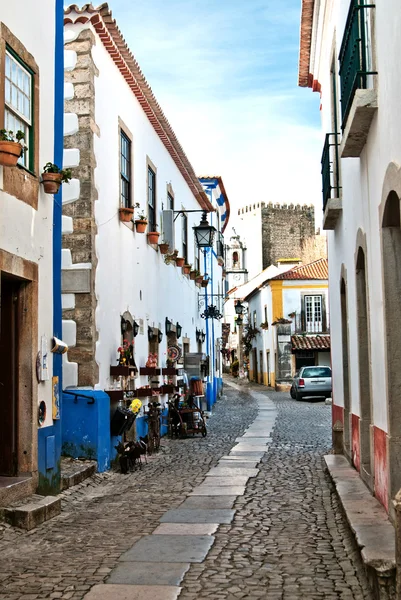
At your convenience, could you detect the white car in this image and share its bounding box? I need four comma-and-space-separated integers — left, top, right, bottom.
290, 366, 332, 401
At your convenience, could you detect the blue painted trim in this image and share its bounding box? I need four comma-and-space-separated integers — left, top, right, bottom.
37, 0, 65, 495
199, 178, 218, 189
216, 193, 225, 207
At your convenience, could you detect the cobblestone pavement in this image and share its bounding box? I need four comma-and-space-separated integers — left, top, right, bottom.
0, 383, 372, 600
179, 385, 373, 600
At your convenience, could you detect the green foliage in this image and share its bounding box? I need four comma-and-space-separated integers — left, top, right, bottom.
42, 162, 72, 183
242, 324, 260, 356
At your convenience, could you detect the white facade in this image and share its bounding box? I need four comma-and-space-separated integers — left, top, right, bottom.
62, 9, 225, 415
300, 0, 401, 512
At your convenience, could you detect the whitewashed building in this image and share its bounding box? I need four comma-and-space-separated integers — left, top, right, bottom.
0, 0, 64, 502
299, 0, 401, 515
61, 4, 228, 468
243, 259, 329, 387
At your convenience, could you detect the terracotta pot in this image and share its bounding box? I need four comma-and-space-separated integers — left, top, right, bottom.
189, 271, 197, 280
135, 219, 148, 233
42, 172, 63, 194
175, 257, 185, 267
119, 207, 134, 222
0, 141, 22, 167
182, 265, 191, 275
158, 243, 170, 255
217, 257, 224, 267
147, 231, 160, 245
195, 275, 203, 285
201, 279, 209, 288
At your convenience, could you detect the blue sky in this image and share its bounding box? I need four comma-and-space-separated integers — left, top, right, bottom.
94, 0, 322, 224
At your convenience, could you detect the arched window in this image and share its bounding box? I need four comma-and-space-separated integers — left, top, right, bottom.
232, 251, 239, 267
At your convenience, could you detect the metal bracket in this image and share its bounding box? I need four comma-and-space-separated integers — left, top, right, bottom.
63, 390, 96, 405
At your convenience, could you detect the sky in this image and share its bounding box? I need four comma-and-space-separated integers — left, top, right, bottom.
86, 0, 323, 227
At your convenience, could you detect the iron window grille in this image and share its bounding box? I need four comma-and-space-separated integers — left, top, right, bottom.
338, 0, 376, 129
148, 166, 156, 231
321, 132, 341, 211
120, 131, 131, 208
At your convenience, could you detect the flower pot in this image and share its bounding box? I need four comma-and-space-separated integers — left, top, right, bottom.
0, 141, 22, 167
158, 243, 170, 254
135, 219, 148, 233
201, 279, 209, 288
175, 257, 185, 267
182, 265, 191, 275
119, 207, 134, 222
217, 257, 224, 267
147, 231, 160, 245
190, 271, 197, 280
195, 276, 203, 285
42, 172, 63, 194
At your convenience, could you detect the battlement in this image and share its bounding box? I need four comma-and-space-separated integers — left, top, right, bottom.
238, 202, 315, 216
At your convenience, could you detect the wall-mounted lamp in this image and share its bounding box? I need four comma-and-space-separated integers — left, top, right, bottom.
201, 305, 223, 320
235, 301, 245, 315
200, 330, 206, 343
158, 330, 163, 344
133, 320, 139, 337
148, 326, 155, 342
193, 211, 217, 249
165, 317, 172, 335
236, 315, 243, 326
176, 322, 182, 339
121, 316, 128, 334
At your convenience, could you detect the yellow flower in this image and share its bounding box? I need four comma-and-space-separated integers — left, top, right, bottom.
130, 399, 142, 414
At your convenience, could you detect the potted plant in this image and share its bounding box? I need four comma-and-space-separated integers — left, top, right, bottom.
158, 240, 170, 254
134, 203, 148, 233
195, 271, 203, 285
201, 276, 209, 288
119, 206, 134, 222
183, 263, 192, 275
175, 257, 185, 267
0, 129, 26, 167
41, 162, 72, 194
189, 269, 197, 280
147, 224, 160, 245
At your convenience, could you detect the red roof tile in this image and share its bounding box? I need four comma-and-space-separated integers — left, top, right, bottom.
64, 4, 213, 212
292, 335, 330, 351
272, 258, 328, 281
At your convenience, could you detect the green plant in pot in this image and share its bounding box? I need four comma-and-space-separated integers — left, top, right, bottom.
147, 223, 160, 245
183, 263, 192, 275
41, 162, 72, 194
158, 238, 170, 254
195, 270, 203, 285
134, 203, 148, 232
0, 129, 26, 167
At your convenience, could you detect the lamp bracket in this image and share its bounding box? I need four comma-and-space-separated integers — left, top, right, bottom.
173, 209, 212, 222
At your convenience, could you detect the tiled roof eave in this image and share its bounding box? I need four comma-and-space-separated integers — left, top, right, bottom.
298, 0, 315, 88
64, 4, 213, 213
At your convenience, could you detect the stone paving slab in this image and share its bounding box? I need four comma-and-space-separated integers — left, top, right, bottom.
234, 437, 270, 443
231, 444, 269, 452
190, 486, 245, 496
228, 450, 265, 458
108, 561, 189, 586
201, 476, 250, 486
85, 584, 181, 599
218, 460, 259, 468
119, 534, 214, 563
153, 523, 219, 535
207, 467, 259, 477
179, 496, 236, 509
160, 508, 235, 523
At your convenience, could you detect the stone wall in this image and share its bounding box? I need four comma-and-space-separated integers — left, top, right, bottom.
261, 203, 315, 269
62, 29, 99, 388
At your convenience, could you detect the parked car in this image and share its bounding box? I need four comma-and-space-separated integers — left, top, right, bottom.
290, 366, 332, 401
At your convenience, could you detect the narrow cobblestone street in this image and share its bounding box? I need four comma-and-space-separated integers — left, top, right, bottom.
0, 381, 372, 600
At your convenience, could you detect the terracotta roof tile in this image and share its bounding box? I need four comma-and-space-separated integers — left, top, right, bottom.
292, 335, 330, 351
272, 258, 328, 281
64, 4, 213, 212
298, 0, 315, 87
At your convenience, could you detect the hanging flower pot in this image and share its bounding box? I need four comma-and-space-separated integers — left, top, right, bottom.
201, 278, 209, 288
135, 219, 148, 233
147, 231, 160, 245
0, 140, 23, 167
42, 172, 63, 194
119, 207, 134, 222
190, 270, 197, 280
195, 275, 203, 285
175, 257, 185, 267
158, 242, 170, 254
182, 264, 191, 275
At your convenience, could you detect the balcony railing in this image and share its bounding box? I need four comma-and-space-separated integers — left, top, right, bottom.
321, 133, 340, 211
338, 0, 376, 129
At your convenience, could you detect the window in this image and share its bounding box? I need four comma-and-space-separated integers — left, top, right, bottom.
253, 310, 257, 328
148, 166, 156, 231
232, 251, 239, 267
168, 192, 174, 211
182, 213, 188, 263
302, 367, 331, 378
120, 131, 131, 208
264, 306, 268, 323
5, 50, 33, 170
305, 295, 322, 333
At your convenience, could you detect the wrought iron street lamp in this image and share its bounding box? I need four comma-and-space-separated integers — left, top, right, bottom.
193, 211, 217, 249
235, 301, 245, 315
158, 330, 163, 343
176, 322, 182, 339
165, 317, 172, 335
133, 320, 139, 337
201, 305, 223, 320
